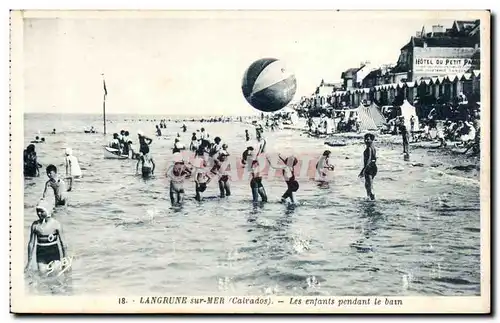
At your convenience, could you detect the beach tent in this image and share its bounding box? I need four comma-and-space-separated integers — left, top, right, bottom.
356, 102, 386, 130
331, 104, 383, 132
400, 100, 420, 131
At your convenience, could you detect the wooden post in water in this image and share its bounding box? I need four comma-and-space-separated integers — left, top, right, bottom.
102, 74, 108, 135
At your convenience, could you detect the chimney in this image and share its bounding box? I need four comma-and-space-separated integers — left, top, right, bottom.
432, 24, 444, 34
416, 31, 422, 37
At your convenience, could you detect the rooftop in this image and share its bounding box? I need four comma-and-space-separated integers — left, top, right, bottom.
341, 66, 365, 79
401, 36, 477, 50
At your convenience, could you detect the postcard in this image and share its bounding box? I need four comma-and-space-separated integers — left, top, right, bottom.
10, 9, 490, 314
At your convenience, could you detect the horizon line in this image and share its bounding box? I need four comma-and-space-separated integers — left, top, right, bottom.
24, 111, 260, 116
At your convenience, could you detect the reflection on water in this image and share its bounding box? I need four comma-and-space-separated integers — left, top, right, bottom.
22, 114, 480, 296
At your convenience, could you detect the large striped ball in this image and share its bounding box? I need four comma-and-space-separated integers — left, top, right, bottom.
242, 58, 297, 112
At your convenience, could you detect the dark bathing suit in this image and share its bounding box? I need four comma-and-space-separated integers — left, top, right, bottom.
250, 160, 263, 189
210, 162, 229, 182
364, 147, 378, 177
284, 168, 299, 192
36, 231, 61, 264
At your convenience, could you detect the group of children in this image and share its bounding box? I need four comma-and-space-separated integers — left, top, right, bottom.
160, 122, 379, 206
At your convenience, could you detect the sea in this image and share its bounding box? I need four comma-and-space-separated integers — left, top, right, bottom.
22, 113, 481, 296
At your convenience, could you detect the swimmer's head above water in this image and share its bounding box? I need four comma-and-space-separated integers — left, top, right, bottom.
113, 133, 119, 139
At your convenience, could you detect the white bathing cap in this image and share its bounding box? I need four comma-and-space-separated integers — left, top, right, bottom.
36, 201, 52, 218
65, 148, 72, 155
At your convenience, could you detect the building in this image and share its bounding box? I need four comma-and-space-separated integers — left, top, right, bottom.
394, 21, 479, 82
311, 79, 343, 108
362, 64, 394, 88
341, 62, 372, 90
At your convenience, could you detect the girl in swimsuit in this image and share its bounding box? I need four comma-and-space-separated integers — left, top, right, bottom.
167, 161, 192, 206
190, 132, 198, 152
136, 153, 155, 178
315, 150, 335, 182
267, 154, 299, 204
194, 159, 211, 202
210, 151, 231, 198
248, 152, 268, 203
137, 131, 153, 155
358, 133, 377, 200
26, 203, 67, 275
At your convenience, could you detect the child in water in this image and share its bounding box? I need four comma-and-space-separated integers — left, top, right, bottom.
24, 144, 42, 177
136, 152, 156, 178
247, 150, 268, 203
64, 148, 82, 180
26, 202, 67, 275
209, 150, 231, 198
137, 131, 153, 155
167, 160, 192, 206
358, 133, 377, 200
267, 154, 299, 204
316, 150, 335, 182
194, 158, 211, 202
42, 165, 72, 206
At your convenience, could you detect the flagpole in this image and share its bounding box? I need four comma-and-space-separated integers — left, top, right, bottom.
102, 73, 107, 135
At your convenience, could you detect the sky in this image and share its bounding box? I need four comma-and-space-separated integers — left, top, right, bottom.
22, 11, 461, 115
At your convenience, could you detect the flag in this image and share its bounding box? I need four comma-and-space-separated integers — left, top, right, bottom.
103, 79, 108, 97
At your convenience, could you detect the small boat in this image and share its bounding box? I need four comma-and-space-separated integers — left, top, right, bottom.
324, 137, 347, 147
104, 147, 129, 159
84, 130, 97, 134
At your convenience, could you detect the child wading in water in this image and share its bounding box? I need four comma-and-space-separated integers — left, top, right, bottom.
167, 160, 192, 206
136, 152, 156, 178
26, 202, 67, 275
267, 154, 299, 204
246, 150, 268, 203
358, 133, 377, 200
64, 148, 82, 180
42, 165, 72, 206
209, 150, 231, 198
316, 150, 335, 182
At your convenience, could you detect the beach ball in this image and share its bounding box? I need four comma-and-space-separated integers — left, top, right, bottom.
241, 58, 297, 112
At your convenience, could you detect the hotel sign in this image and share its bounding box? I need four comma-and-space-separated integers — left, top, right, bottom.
413, 57, 473, 75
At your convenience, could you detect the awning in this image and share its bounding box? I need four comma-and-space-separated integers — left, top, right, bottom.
405, 81, 415, 88
437, 76, 446, 84
473, 70, 481, 77
424, 79, 432, 85
431, 76, 438, 84
462, 73, 472, 80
